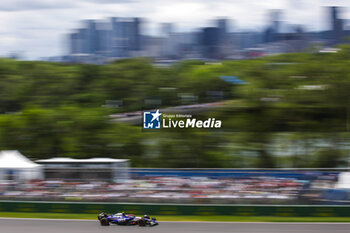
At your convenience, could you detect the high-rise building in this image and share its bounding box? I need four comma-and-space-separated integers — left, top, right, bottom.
236, 32, 263, 50
68, 17, 141, 59
269, 10, 281, 34
131, 18, 141, 51
69, 32, 81, 54
161, 23, 174, 37
330, 6, 344, 44
95, 21, 112, 57
84, 20, 98, 54
264, 10, 282, 43
216, 18, 233, 58
217, 18, 228, 37
110, 17, 141, 57
68, 28, 88, 54
200, 27, 221, 59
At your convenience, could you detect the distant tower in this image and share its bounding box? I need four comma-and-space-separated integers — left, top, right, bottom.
269, 10, 282, 33
131, 17, 141, 51
161, 23, 173, 37
216, 18, 228, 43
265, 9, 282, 43
69, 32, 80, 54
95, 20, 112, 57
330, 6, 344, 44
111, 17, 141, 57
216, 18, 231, 58
217, 18, 227, 34
200, 27, 221, 59
84, 20, 98, 54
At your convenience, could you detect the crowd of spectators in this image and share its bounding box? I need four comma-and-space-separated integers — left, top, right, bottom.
0, 173, 338, 204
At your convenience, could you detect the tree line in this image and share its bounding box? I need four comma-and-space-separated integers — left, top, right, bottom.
0, 46, 350, 168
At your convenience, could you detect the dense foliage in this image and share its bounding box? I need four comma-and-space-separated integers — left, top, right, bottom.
1, 47, 350, 168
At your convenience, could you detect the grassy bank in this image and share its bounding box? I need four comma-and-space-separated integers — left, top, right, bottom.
1, 212, 350, 222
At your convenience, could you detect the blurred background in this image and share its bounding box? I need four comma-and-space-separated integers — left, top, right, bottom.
1, 1, 350, 207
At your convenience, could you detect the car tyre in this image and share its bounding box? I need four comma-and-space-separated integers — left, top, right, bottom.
100, 218, 109, 226
138, 219, 146, 227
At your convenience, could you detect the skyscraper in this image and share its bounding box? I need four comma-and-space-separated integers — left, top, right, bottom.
200, 27, 221, 59
160, 23, 174, 37
68, 17, 141, 59
130, 18, 141, 51
330, 6, 344, 44
69, 32, 81, 54
111, 17, 141, 57
270, 10, 281, 34
95, 21, 112, 57
264, 10, 282, 43
216, 18, 232, 58
84, 20, 98, 54
217, 18, 227, 35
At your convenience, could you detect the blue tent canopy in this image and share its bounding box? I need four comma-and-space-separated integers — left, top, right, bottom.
220, 76, 248, 84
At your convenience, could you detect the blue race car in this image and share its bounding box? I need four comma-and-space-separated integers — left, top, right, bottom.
98, 212, 158, 227
138, 215, 159, 227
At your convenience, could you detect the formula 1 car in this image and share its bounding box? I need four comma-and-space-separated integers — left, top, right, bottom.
137, 215, 159, 227
98, 212, 158, 227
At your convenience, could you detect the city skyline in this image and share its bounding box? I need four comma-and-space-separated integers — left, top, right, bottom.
0, 0, 350, 59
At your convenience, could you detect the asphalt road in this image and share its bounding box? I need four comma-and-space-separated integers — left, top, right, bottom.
1, 218, 350, 233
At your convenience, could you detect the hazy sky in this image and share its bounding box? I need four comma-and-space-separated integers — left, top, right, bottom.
0, 0, 349, 59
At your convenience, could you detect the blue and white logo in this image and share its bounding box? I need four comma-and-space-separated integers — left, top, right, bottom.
143, 110, 162, 129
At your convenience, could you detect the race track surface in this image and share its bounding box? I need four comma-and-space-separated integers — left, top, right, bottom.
1, 218, 350, 233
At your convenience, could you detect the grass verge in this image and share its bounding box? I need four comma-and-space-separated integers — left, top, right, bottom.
1, 212, 350, 222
